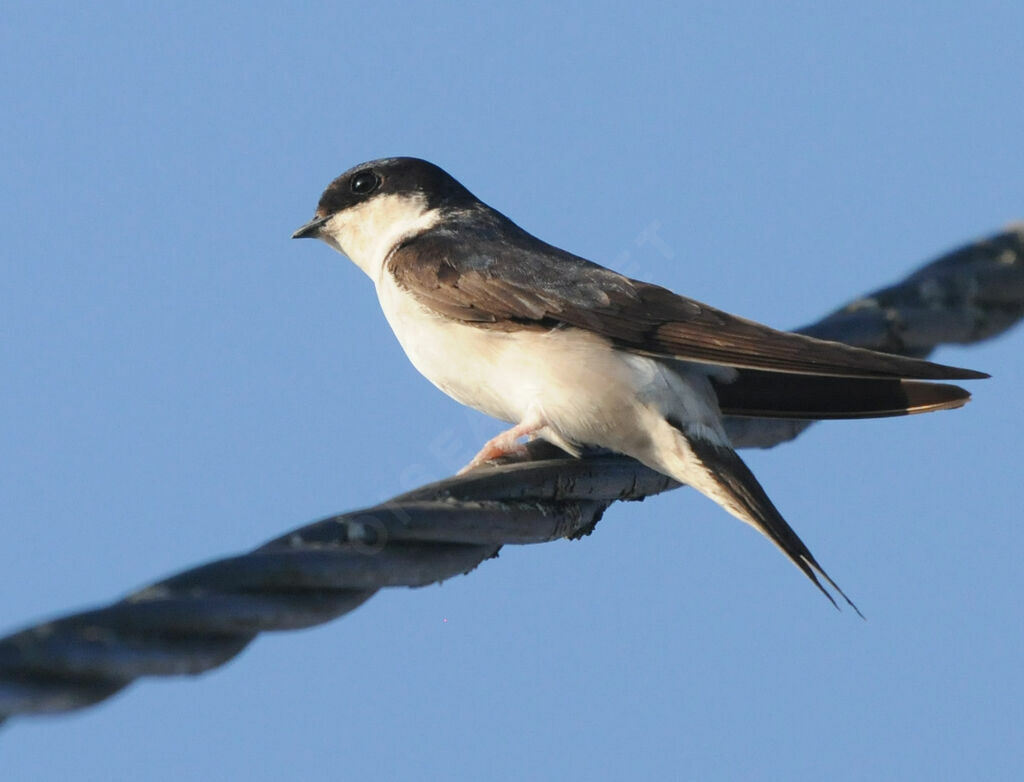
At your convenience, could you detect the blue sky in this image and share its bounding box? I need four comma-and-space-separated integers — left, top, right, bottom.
2, 3, 1022, 779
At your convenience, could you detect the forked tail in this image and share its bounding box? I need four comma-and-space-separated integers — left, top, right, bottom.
662, 418, 862, 616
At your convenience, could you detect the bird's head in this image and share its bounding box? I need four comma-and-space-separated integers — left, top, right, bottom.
292, 157, 474, 278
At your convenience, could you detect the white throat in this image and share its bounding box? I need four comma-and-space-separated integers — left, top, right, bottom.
319, 193, 442, 282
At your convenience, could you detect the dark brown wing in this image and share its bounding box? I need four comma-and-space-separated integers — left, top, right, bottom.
388, 220, 987, 381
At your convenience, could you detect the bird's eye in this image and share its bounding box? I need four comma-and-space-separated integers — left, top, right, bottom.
350, 171, 381, 195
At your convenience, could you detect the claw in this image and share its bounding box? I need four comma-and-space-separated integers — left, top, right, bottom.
457, 411, 545, 474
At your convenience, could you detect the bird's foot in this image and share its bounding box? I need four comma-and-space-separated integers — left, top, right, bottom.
457, 419, 542, 474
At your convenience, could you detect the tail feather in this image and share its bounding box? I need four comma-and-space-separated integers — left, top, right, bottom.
713, 370, 970, 420
668, 421, 862, 616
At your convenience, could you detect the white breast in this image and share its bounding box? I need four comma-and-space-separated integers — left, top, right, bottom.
318, 192, 726, 456
374, 270, 726, 456
375, 272, 532, 423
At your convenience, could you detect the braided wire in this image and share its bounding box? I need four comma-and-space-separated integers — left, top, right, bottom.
2, 226, 1022, 723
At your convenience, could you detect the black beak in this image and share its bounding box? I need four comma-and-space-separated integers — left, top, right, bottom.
292, 215, 329, 239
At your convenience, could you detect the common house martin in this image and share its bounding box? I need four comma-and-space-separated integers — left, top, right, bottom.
293, 157, 987, 611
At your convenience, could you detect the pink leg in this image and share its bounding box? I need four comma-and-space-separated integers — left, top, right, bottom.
458, 411, 546, 474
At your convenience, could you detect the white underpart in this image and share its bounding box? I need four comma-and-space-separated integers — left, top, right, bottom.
318, 192, 739, 506
320, 192, 444, 281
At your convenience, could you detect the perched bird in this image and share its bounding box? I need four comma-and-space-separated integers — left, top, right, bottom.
293, 157, 986, 611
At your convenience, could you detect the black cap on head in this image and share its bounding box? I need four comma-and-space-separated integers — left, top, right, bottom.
314, 157, 476, 218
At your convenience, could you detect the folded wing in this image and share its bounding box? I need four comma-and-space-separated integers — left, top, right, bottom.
388, 218, 987, 382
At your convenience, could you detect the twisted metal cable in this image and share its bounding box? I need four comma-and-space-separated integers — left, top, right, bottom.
2, 225, 1022, 724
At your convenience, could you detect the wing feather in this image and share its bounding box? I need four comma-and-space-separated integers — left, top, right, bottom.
387, 222, 987, 381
